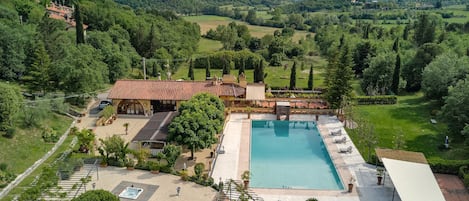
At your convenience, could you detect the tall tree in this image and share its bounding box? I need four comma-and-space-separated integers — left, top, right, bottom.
353, 41, 375, 76
289, 61, 297, 90
254, 60, 265, 83
74, 2, 85, 44
326, 43, 353, 109
188, 59, 194, 80
441, 78, 469, 136
391, 37, 400, 94
391, 54, 401, 95
414, 14, 435, 46
145, 23, 157, 58
392, 37, 399, 53
205, 57, 211, 78
222, 57, 230, 75
362, 52, 395, 95
22, 41, 51, 94
308, 64, 314, 90
403, 24, 410, 40
403, 43, 443, 91
238, 58, 245, 75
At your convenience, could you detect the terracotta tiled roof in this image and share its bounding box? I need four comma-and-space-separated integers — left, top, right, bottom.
108, 80, 246, 100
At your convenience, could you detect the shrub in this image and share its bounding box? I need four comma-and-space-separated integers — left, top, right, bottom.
354, 96, 397, 105
42, 127, 59, 143
107, 158, 125, 167
180, 170, 189, 181
428, 158, 469, 174
459, 166, 468, 178
3, 127, 15, 139
194, 163, 205, 178
99, 105, 115, 119
464, 174, 469, 189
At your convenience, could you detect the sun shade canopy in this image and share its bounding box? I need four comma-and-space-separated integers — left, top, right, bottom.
382, 158, 445, 201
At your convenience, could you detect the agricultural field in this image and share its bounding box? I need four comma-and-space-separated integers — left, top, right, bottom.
184, 15, 311, 42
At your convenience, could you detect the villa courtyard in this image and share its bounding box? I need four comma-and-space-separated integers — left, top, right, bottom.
72, 102, 469, 201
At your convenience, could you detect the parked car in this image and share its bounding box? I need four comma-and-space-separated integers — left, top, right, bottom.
98, 100, 112, 110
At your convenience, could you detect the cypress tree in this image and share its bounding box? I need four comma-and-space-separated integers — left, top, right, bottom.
239, 58, 245, 75
222, 57, 230, 75
307, 64, 313, 90
188, 59, 194, 80
326, 43, 353, 109
391, 54, 401, 95
253, 64, 258, 82
205, 58, 211, 79
258, 60, 264, 83
289, 61, 297, 90
392, 37, 399, 53
74, 2, 85, 44
403, 24, 410, 40
152, 62, 157, 77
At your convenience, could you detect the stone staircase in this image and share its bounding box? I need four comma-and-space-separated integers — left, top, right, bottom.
218, 180, 263, 201
43, 164, 96, 201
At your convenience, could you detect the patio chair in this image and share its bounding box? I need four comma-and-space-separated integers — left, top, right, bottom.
339, 146, 352, 153
330, 129, 342, 136
333, 136, 347, 144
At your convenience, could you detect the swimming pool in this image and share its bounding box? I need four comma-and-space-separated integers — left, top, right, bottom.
250, 120, 343, 190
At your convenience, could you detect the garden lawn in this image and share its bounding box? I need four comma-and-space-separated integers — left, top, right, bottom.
196, 38, 223, 55
0, 114, 72, 175
348, 93, 468, 163
0, 134, 76, 201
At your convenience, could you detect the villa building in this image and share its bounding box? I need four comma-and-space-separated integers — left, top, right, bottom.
107, 79, 249, 116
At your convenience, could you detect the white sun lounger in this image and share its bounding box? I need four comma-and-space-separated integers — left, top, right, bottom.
330, 129, 342, 136
339, 146, 352, 153
333, 136, 347, 144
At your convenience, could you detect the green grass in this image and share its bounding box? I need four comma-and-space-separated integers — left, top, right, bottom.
172, 56, 328, 88
349, 93, 469, 162
1, 134, 76, 201
196, 38, 223, 55
0, 114, 73, 175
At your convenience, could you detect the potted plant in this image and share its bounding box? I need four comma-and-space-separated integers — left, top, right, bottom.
348, 177, 355, 193
241, 170, 250, 189
126, 158, 135, 170
149, 161, 160, 174
99, 157, 108, 167
71, 158, 84, 171
377, 167, 385, 185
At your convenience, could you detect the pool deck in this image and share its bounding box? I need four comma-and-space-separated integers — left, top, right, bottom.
211, 113, 401, 201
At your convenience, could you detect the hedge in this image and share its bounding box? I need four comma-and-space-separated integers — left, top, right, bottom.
194, 50, 262, 70
428, 158, 469, 175
354, 95, 397, 105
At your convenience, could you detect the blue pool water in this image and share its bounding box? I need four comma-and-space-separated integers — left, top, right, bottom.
250, 120, 343, 190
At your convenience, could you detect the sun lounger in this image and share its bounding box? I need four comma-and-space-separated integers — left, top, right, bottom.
339, 146, 352, 153
334, 136, 347, 144
330, 129, 342, 136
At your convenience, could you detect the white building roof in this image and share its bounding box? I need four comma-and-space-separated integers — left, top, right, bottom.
382, 158, 445, 201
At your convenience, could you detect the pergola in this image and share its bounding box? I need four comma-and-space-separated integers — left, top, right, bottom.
375, 148, 445, 201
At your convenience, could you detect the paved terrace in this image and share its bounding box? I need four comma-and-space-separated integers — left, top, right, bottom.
211, 113, 401, 201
